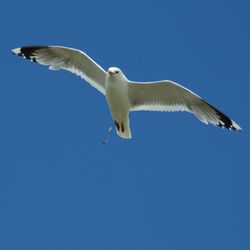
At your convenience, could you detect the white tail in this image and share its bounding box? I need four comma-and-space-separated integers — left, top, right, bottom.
114, 117, 132, 139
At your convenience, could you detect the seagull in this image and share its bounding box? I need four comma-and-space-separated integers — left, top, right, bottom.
12, 46, 242, 139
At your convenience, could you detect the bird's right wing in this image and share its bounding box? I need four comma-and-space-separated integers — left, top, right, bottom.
12, 46, 107, 95
128, 80, 241, 131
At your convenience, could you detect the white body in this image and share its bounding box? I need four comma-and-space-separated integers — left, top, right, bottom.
105, 68, 131, 138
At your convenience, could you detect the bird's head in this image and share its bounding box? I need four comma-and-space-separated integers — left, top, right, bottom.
108, 67, 127, 80
108, 67, 120, 75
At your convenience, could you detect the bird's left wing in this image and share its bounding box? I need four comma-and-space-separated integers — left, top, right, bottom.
128, 80, 241, 131
12, 46, 107, 94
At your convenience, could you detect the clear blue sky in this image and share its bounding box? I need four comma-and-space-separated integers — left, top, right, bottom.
1, 0, 249, 249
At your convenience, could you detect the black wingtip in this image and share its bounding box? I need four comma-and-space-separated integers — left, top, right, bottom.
12, 46, 48, 63
204, 102, 242, 131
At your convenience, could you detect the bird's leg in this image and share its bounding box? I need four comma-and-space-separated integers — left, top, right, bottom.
102, 127, 113, 144
114, 121, 120, 131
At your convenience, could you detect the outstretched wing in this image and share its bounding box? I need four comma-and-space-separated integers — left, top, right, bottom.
128, 80, 241, 131
12, 46, 107, 94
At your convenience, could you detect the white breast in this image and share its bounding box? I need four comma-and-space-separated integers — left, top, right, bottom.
105, 76, 130, 121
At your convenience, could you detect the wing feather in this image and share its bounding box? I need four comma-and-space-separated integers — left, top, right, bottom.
128, 80, 241, 131
12, 46, 107, 94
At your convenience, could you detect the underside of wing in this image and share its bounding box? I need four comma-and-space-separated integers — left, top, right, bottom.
128, 80, 241, 131
12, 46, 107, 94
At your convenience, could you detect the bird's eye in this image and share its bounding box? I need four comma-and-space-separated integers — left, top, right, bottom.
115, 70, 119, 74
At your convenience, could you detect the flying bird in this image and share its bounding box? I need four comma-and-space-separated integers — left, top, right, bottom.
12, 46, 241, 139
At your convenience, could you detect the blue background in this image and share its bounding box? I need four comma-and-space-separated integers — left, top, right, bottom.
1, 0, 249, 249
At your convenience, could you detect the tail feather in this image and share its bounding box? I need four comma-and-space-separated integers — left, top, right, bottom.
114, 119, 132, 139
